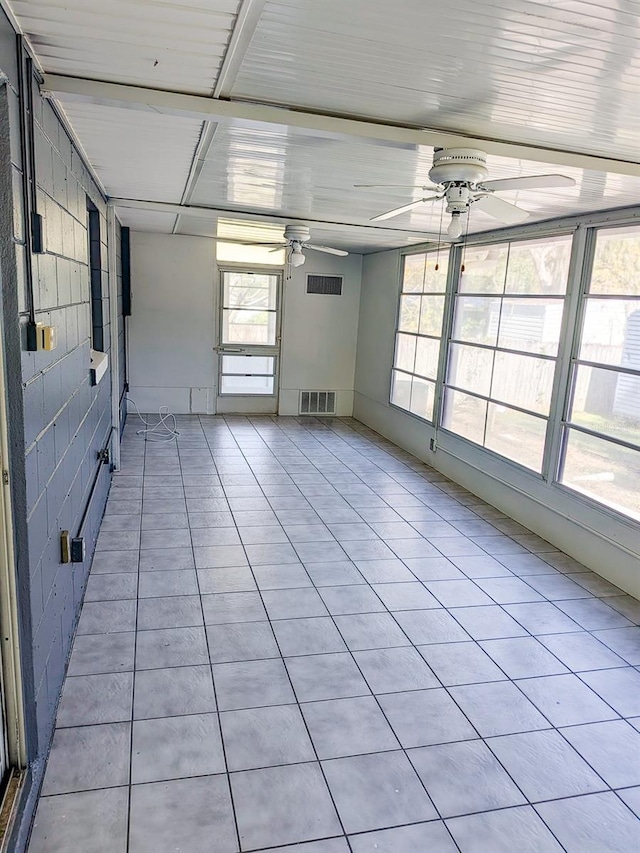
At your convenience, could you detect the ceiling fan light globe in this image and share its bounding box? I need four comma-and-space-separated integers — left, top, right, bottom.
290, 248, 306, 267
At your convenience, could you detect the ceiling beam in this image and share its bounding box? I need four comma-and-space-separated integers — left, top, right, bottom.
41, 74, 640, 178
110, 197, 438, 236
174, 0, 267, 233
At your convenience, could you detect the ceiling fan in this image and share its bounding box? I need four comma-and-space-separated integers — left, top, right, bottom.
357, 148, 576, 239
238, 224, 348, 267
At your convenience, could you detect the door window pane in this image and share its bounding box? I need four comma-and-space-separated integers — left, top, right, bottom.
491, 351, 555, 415
569, 365, 640, 447
222, 309, 277, 345
443, 390, 487, 445
224, 273, 277, 309
561, 430, 640, 520
485, 404, 547, 472
220, 375, 275, 395
221, 355, 275, 375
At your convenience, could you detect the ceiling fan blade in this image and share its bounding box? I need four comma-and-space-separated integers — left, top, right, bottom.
355, 183, 440, 191
371, 196, 442, 222
480, 174, 576, 192
306, 244, 349, 256
473, 194, 530, 224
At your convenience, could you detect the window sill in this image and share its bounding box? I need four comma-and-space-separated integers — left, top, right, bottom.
90, 349, 108, 386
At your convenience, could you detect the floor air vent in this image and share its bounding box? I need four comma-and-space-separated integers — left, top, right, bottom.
299, 391, 336, 415
307, 275, 343, 295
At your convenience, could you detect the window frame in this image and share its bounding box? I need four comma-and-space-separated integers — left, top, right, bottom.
388, 247, 455, 425
554, 222, 640, 521
439, 230, 575, 477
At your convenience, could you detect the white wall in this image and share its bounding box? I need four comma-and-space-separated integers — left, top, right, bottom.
128, 232, 362, 417
129, 233, 217, 413
354, 250, 640, 598
279, 253, 362, 416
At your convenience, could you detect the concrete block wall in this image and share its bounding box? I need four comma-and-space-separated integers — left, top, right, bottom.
0, 17, 124, 834
22, 93, 116, 755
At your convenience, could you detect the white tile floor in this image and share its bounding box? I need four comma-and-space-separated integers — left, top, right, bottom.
28, 415, 640, 852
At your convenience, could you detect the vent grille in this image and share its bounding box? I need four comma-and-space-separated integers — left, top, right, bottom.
307, 275, 343, 295
299, 391, 337, 415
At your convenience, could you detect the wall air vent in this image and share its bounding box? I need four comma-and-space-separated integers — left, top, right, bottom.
299, 391, 337, 415
306, 275, 343, 295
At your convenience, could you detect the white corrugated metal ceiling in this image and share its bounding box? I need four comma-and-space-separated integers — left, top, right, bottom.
8, 0, 640, 250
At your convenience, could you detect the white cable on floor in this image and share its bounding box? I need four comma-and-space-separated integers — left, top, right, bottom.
126, 397, 180, 442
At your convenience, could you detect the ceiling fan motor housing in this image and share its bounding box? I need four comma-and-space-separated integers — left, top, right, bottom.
283, 224, 311, 243
429, 148, 490, 186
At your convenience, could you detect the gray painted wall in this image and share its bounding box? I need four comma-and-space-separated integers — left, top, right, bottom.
0, 14, 125, 850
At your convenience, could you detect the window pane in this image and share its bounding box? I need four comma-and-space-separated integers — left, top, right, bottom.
491, 351, 556, 415
423, 257, 448, 293
415, 336, 441, 380
590, 225, 640, 296
459, 245, 508, 293
398, 295, 421, 333
409, 377, 436, 421
394, 334, 416, 373
579, 299, 640, 368
220, 375, 275, 395
403, 254, 426, 292
570, 365, 640, 447
224, 273, 277, 309
453, 297, 500, 346
448, 343, 493, 397
561, 429, 640, 520
504, 236, 571, 295
419, 295, 445, 337
443, 389, 487, 445
222, 309, 277, 345
485, 404, 547, 472
391, 370, 412, 410
497, 298, 564, 355
221, 355, 275, 375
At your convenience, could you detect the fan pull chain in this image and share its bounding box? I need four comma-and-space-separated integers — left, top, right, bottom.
435, 201, 445, 271
460, 208, 471, 273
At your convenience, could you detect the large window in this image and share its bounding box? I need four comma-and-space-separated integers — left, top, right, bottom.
442, 235, 573, 472
390, 251, 448, 422
559, 225, 640, 519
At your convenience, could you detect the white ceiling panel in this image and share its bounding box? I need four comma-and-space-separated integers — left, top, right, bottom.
187, 119, 640, 242
58, 101, 203, 202
116, 208, 179, 232
175, 212, 430, 253
14, 0, 241, 94
231, 0, 640, 161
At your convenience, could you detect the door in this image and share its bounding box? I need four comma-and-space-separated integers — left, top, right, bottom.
216, 269, 282, 414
